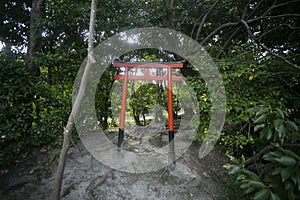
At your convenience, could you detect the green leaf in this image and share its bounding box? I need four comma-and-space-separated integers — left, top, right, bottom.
281, 148, 300, 160
270, 192, 281, 200
254, 189, 270, 200
229, 156, 240, 164
254, 114, 266, 124
291, 172, 297, 185
273, 119, 285, 140
240, 183, 250, 189
280, 168, 291, 182
285, 180, 293, 191
228, 165, 240, 174
244, 186, 256, 194
237, 113, 249, 121
275, 108, 285, 119
244, 169, 260, 181
286, 120, 298, 131
259, 125, 272, 140
265, 125, 272, 140
274, 156, 297, 166
241, 154, 246, 163
254, 124, 265, 132
277, 124, 284, 138
255, 107, 268, 116
271, 167, 282, 176
237, 174, 246, 181
274, 119, 283, 132
263, 151, 282, 162
248, 180, 265, 188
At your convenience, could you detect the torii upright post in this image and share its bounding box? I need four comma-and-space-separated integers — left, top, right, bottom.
118, 66, 128, 149
167, 66, 175, 168
113, 61, 184, 167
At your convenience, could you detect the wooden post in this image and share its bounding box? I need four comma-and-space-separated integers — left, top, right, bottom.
167, 66, 175, 168
118, 67, 129, 149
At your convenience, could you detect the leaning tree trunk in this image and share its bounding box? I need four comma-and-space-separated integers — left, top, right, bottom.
51, 0, 97, 199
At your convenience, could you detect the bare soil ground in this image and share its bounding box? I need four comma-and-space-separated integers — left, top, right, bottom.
0, 127, 238, 200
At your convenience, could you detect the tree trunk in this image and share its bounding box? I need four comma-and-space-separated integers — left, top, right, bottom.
142, 113, 147, 126
132, 106, 142, 126
51, 0, 98, 199
165, 0, 175, 29
26, 0, 44, 76
100, 116, 108, 130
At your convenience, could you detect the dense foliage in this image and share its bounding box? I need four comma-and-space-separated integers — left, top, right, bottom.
221, 46, 300, 199
0, 0, 299, 199
0, 51, 36, 165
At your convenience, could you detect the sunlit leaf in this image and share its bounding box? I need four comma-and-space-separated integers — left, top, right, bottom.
224, 164, 240, 174
275, 108, 285, 119
254, 114, 266, 124
237, 174, 246, 181
254, 124, 265, 132
266, 125, 272, 140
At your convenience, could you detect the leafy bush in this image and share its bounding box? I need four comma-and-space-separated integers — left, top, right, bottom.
218, 46, 300, 199
0, 51, 37, 167
0, 51, 72, 168
224, 103, 300, 200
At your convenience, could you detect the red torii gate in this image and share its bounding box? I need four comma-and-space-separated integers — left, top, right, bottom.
113, 60, 184, 166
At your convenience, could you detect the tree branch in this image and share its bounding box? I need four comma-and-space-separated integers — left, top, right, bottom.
245, 143, 300, 166
191, 13, 204, 38
247, 0, 264, 20
217, 26, 241, 58
199, 0, 300, 46
262, 0, 299, 17
241, 0, 251, 20
257, 25, 282, 42
200, 21, 239, 46
196, 0, 220, 39
240, 19, 300, 70
247, 14, 300, 23
285, 24, 300, 30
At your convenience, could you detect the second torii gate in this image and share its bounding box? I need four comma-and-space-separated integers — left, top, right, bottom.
113, 60, 184, 167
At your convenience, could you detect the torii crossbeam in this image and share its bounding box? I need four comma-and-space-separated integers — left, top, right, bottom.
113, 60, 184, 167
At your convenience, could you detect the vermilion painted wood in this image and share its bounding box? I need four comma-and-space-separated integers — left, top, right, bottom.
167, 67, 174, 131
114, 74, 181, 81
113, 61, 184, 68
119, 67, 129, 129
113, 61, 183, 156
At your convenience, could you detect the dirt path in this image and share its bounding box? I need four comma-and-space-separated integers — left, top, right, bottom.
0, 130, 232, 200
